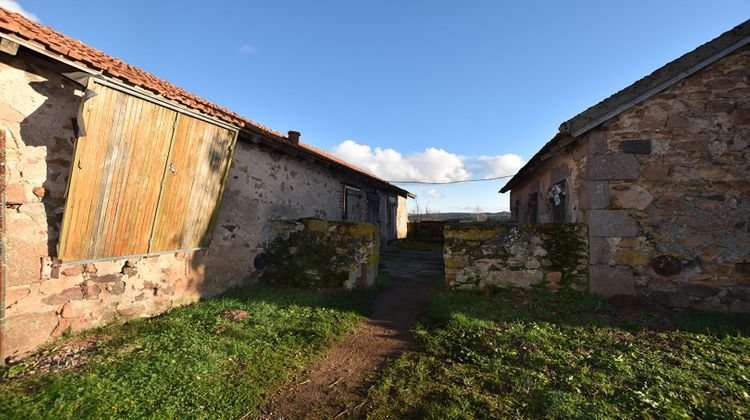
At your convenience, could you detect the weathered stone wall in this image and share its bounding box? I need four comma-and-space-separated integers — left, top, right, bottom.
407, 221, 448, 242
444, 222, 588, 292
508, 148, 587, 224
581, 45, 750, 312
508, 45, 749, 312
0, 50, 407, 360
262, 218, 379, 289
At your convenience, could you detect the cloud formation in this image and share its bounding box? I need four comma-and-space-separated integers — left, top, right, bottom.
330, 140, 525, 183
237, 44, 255, 55
477, 153, 526, 178
422, 188, 444, 198
331, 140, 470, 183
0, 0, 37, 21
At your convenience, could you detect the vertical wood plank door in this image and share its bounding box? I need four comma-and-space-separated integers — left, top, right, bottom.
58, 84, 177, 261
149, 114, 236, 252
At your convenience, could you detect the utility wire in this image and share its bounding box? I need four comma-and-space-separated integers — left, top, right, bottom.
385, 174, 515, 185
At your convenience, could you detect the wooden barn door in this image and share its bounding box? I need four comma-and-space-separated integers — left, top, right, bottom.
149, 114, 236, 252
58, 83, 178, 261
58, 82, 237, 262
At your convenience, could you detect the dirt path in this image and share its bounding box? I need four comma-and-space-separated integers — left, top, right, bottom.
259, 247, 443, 419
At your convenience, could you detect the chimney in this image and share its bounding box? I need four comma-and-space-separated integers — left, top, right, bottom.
288, 130, 301, 144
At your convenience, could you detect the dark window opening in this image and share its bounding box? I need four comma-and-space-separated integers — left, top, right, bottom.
344, 186, 361, 221
549, 181, 567, 222
367, 197, 380, 224
528, 192, 538, 224
513, 199, 521, 222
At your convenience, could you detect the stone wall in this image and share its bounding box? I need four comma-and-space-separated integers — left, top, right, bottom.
581, 45, 750, 312
407, 221, 448, 242
444, 222, 588, 292
509, 148, 587, 224
262, 219, 380, 289
507, 44, 750, 312
0, 50, 407, 361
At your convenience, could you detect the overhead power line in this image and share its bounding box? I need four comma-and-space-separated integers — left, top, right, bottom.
386, 174, 516, 185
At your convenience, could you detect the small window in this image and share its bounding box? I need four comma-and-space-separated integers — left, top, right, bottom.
528, 192, 538, 224
344, 186, 361, 221
513, 199, 521, 222
548, 181, 567, 222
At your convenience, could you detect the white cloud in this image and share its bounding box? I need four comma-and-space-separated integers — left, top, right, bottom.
477, 153, 525, 178
237, 44, 255, 55
422, 188, 444, 198
0, 0, 38, 21
331, 140, 470, 183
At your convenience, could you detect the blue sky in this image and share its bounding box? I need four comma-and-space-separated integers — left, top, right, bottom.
8, 0, 749, 212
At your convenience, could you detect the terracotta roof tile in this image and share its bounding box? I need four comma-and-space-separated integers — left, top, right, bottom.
0, 7, 410, 196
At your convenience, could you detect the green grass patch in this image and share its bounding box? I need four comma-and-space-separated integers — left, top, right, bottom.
0, 284, 380, 419
365, 288, 750, 419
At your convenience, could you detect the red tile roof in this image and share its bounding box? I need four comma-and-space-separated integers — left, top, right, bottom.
0, 7, 411, 196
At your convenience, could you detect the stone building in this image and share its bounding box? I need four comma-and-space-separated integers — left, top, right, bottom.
0, 8, 411, 361
500, 20, 749, 312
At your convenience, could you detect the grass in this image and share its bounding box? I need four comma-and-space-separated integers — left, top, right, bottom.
0, 282, 386, 419
365, 288, 750, 419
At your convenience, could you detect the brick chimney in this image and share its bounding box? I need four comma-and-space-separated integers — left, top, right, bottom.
288, 130, 301, 144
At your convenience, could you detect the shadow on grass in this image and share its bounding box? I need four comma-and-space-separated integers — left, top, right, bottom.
423, 287, 750, 338
0, 280, 392, 419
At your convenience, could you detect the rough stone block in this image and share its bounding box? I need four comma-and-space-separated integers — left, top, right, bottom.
588, 154, 640, 180
588, 237, 611, 265
2, 311, 59, 359
640, 164, 671, 181
5, 182, 25, 204
610, 185, 653, 211
580, 181, 610, 210
5, 286, 31, 308
587, 210, 638, 237
649, 289, 689, 308
482, 270, 543, 288
41, 287, 84, 305
589, 265, 636, 296
680, 283, 721, 299
619, 139, 652, 154
587, 131, 608, 155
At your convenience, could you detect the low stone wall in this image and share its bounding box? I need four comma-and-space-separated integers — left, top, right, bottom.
444, 222, 588, 291
262, 219, 380, 289
407, 221, 448, 242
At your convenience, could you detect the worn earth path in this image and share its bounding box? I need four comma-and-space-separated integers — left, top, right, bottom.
259, 246, 444, 419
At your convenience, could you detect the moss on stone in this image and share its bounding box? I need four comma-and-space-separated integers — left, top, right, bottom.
263, 219, 379, 289
304, 218, 329, 232
536, 223, 588, 286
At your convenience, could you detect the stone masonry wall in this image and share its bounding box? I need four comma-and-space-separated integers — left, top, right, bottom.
444, 222, 588, 292
509, 44, 750, 313
0, 50, 406, 360
579, 45, 750, 312
263, 218, 380, 289
509, 148, 587, 224
408, 221, 448, 242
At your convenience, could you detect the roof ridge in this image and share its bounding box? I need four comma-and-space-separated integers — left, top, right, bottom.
500, 18, 750, 193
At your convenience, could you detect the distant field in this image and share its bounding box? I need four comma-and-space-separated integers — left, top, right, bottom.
408, 212, 511, 222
